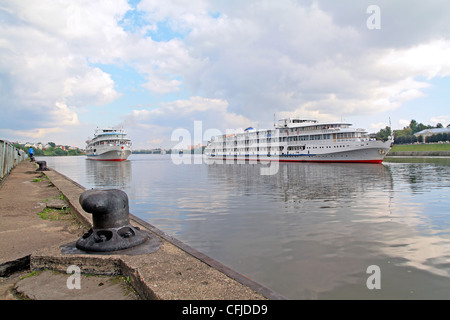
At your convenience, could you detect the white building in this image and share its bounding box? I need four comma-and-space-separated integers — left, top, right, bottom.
414, 127, 450, 138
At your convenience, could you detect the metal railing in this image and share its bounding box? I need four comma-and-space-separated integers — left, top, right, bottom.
1, 139, 28, 181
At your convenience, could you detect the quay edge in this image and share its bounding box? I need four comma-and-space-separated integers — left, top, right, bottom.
386, 150, 450, 157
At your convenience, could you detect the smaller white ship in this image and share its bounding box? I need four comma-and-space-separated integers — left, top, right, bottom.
85, 127, 132, 161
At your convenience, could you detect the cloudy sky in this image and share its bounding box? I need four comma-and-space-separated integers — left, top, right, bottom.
1, 0, 449, 149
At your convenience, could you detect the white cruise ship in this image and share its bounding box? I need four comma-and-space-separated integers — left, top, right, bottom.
204, 118, 393, 163
85, 128, 132, 161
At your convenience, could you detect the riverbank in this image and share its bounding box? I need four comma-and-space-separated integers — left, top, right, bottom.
0, 161, 282, 300
388, 143, 450, 156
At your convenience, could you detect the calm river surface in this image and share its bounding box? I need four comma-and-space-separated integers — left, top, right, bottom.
38, 154, 450, 299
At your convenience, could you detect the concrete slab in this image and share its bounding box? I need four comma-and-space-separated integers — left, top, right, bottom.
46, 199, 68, 210
0, 161, 83, 274
14, 270, 138, 300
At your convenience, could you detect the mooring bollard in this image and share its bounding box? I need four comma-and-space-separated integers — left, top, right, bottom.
76, 189, 149, 252
36, 161, 49, 171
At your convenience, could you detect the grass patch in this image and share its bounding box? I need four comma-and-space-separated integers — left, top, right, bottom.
20, 270, 41, 280
37, 207, 71, 221
36, 204, 85, 234
390, 143, 450, 152
111, 275, 138, 298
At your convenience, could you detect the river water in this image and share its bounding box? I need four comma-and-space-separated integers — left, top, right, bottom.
38, 154, 450, 299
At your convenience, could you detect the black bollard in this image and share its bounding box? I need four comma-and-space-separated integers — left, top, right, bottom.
36, 161, 49, 171
76, 189, 149, 252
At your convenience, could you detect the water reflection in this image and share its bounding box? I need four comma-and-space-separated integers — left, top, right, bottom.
199, 163, 394, 298
37, 155, 450, 299
200, 161, 450, 299
207, 162, 393, 202
85, 159, 132, 189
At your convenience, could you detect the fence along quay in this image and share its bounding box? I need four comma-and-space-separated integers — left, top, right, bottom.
1, 139, 27, 182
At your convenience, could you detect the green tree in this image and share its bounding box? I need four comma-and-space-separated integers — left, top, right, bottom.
68, 149, 79, 156
54, 148, 67, 156
43, 147, 55, 156
393, 127, 412, 138
408, 119, 433, 134
409, 119, 418, 133
376, 126, 392, 141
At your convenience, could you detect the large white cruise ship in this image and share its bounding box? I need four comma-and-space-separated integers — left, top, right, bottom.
85, 128, 132, 161
204, 118, 394, 163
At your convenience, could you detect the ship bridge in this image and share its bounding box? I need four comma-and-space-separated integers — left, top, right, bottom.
277, 118, 318, 128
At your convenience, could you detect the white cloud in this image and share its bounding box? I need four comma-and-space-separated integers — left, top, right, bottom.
0, 0, 127, 143
2, 0, 450, 148
167, 0, 447, 127
63, 67, 121, 106
380, 39, 450, 80
429, 115, 449, 126
138, 0, 210, 30
398, 119, 411, 128
125, 96, 251, 148
369, 122, 388, 132
1, 127, 63, 140
142, 78, 181, 94
53, 102, 80, 126
0, 1, 125, 96
128, 96, 249, 128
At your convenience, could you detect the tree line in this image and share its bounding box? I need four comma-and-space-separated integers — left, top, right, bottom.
14, 142, 84, 156
376, 120, 450, 144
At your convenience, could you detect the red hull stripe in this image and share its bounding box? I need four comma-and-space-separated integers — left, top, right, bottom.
87, 158, 127, 161
277, 159, 383, 164
213, 158, 383, 164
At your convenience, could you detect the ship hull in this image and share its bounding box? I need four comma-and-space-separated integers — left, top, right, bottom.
207, 143, 391, 164
209, 157, 384, 164
86, 149, 131, 161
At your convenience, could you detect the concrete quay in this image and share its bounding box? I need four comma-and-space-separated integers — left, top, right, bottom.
0, 160, 284, 300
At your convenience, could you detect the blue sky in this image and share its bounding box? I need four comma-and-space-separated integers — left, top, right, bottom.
1, 0, 449, 149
